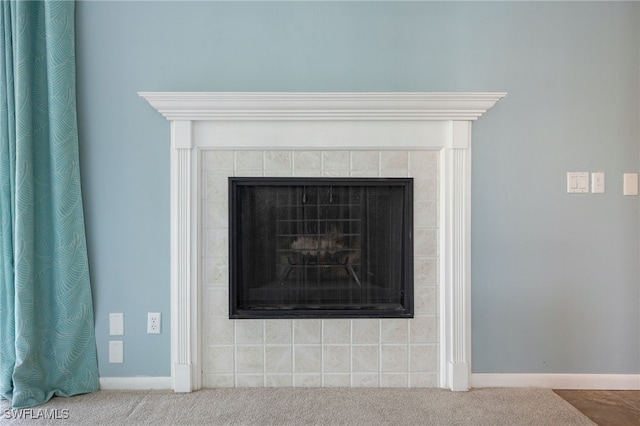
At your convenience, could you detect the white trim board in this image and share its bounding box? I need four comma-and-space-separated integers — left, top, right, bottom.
99, 377, 172, 390
471, 374, 640, 390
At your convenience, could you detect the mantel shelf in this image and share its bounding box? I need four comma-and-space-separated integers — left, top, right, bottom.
139, 91, 506, 121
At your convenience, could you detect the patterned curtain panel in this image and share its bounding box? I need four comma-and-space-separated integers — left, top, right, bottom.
0, 0, 99, 409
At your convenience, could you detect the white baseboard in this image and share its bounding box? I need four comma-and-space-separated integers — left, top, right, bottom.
471, 374, 640, 390
99, 377, 172, 390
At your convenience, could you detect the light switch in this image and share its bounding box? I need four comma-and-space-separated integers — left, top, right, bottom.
623, 173, 638, 196
567, 172, 589, 193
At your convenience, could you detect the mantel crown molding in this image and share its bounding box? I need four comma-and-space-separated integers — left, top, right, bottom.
139, 92, 506, 121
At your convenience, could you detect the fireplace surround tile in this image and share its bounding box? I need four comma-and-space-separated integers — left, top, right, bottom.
351, 319, 380, 344
323, 374, 351, 387
381, 373, 409, 387
381, 151, 409, 171
350, 151, 379, 170
323, 346, 351, 373
380, 345, 409, 372
265, 346, 292, 374
202, 148, 439, 387
322, 320, 351, 344
293, 151, 321, 172
264, 320, 292, 344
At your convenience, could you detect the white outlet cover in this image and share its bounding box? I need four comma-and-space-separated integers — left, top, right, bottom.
109, 313, 124, 336
109, 340, 123, 363
591, 172, 605, 194
147, 312, 161, 334
623, 173, 639, 196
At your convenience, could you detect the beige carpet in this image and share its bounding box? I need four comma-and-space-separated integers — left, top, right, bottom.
1, 387, 594, 425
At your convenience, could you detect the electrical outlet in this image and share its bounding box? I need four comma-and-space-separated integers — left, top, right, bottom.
147, 312, 161, 334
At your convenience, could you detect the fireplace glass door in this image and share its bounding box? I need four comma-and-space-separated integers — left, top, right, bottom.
229, 177, 413, 318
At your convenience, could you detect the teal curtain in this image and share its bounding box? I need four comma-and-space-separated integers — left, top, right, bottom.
0, 0, 99, 409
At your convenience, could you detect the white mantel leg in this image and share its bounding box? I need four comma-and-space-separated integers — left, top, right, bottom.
170, 120, 198, 392
442, 121, 472, 391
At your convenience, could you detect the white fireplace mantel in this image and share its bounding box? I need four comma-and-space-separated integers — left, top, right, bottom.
140, 91, 506, 393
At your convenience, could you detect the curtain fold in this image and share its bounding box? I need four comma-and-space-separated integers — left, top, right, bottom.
0, 0, 99, 409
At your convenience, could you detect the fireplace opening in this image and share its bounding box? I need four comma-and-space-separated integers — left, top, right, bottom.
229, 177, 413, 319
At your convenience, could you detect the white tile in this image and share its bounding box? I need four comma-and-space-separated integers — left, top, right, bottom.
409, 372, 438, 388
204, 199, 228, 230
413, 173, 438, 201
322, 151, 350, 170
293, 374, 322, 387
204, 374, 235, 388
202, 150, 235, 171
265, 346, 292, 374
414, 257, 437, 287
414, 200, 436, 229
203, 171, 231, 200
410, 344, 438, 373
409, 316, 437, 344
323, 374, 351, 387
380, 345, 408, 372
264, 151, 292, 171
352, 319, 379, 344
236, 346, 264, 373
204, 228, 228, 259
414, 229, 437, 257
352, 346, 379, 373
264, 170, 293, 177
293, 151, 321, 172
409, 151, 439, 173
322, 319, 350, 344
234, 169, 263, 177
381, 151, 409, 171
323, 345, 350, 373
265, 320, 292, 344
236, 374, 264, 387
236, 321, 264, 344
235, 151, 263, 170
265, 374, 293, 387
380, 373, 408, 387
380, 319, 408, 344
293, 345, 321, 373
322, 170, 349, 177
414, 286, 437, 316
350, 170, 380, 178
205, 318, 234, 345
351, 151, 379, 170
204, 257, 228, 288
205, 287, 228, 319
294, 320, 321, 344
380, 170, 408, 178
352, 373, 379, 387
206, 345, 234, 374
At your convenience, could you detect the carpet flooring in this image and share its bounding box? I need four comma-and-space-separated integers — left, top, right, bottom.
1, 387, 594, 425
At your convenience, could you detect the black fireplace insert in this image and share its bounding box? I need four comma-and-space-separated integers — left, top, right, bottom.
229, 177, 413, 318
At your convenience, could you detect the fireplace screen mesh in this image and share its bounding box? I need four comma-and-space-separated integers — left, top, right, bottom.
229, 178, 413, 318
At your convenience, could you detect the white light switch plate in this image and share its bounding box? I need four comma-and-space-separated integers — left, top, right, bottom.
567, 172, 589, 193
109, 340, 123, 363
591, 172, 605, 193
623, 173, 638, 196
109, 313, 124, 336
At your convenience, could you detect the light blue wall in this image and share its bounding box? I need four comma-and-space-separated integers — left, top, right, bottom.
75, 1, 640, 377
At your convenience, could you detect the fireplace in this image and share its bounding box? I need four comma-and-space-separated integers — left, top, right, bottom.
139, 91, 506, 392
229, 177, 413, 318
